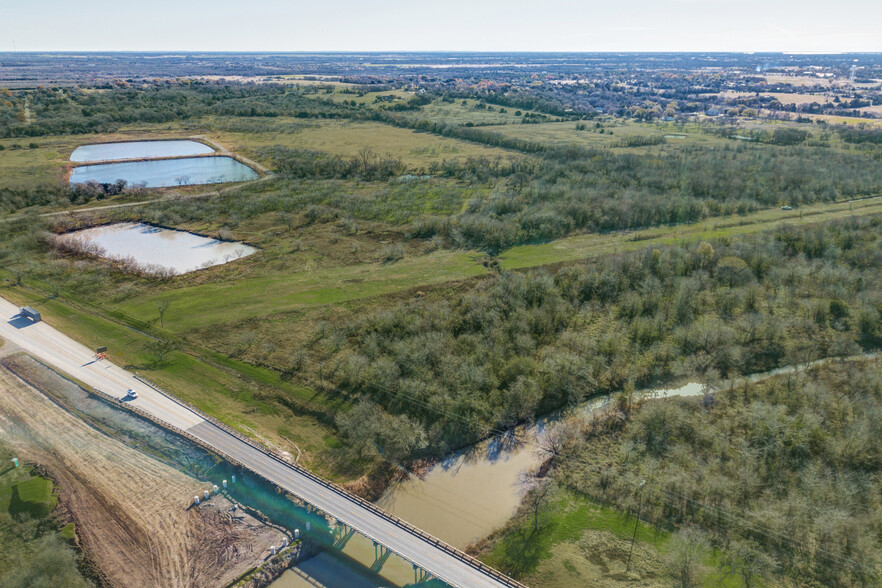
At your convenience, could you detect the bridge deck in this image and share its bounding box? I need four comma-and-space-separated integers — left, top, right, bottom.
0, 297, 516, 588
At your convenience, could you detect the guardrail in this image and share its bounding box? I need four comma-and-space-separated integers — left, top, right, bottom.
130, 374, 526, 588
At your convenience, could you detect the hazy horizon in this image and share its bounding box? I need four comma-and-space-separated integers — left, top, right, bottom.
1, 50, 881, 55
3, 0, 880, 53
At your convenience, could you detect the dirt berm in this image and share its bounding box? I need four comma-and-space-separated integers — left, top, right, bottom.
0, 353, 285, 588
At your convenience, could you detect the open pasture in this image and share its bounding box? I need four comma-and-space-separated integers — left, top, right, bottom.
201, 117, 521, 166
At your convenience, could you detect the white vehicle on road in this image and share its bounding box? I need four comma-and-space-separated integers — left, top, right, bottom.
125, 388, 138, 399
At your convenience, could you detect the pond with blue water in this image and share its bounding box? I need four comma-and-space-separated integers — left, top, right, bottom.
70, 140, 215, 162
69, 156, 258, 188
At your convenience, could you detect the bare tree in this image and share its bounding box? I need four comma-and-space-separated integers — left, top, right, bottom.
535, 418, 579, 463
520, 475, 556, 533
665, 527, 709, 588
357, 147, 376, 171
721, 540, 777, 588
156, 299, 171, 328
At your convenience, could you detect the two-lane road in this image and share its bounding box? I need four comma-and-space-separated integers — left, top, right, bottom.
0, 297, 518, 588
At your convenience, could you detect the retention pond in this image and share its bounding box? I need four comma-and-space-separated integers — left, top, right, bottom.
70, 140, 215, 162
69, 156, 258, 188
57, 222, 257, 275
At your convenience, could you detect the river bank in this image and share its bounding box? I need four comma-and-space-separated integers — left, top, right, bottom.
375, 351, 881, 554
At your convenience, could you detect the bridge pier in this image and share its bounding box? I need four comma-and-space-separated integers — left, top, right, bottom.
332, 523, 356, 549
413, 563, 432, 584
371, 541, 392, 572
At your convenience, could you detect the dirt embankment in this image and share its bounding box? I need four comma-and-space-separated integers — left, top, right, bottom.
0, 355, 285, 588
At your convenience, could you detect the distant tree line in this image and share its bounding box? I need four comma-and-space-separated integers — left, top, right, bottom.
837, 125, 882, 145
262, 146, 406, 181
0, 84, 353, 138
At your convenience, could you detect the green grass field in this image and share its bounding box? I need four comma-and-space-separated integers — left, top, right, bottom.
0, 446, 89, 587
482, 491, 739, 588
416, 98, 549, 126
201, 117, 520, 167
115, 249, 485, 332
482, 491, 671, 585
487, 118, 698, 150
0, 139, 68, 189
307, 88, 412, 105
10, 477, 57, 518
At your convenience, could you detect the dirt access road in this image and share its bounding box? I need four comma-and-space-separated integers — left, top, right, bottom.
0, 356, 285, 587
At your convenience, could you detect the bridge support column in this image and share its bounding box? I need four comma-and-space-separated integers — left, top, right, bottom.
370, 540, 391, 572
413, 563, 431, 584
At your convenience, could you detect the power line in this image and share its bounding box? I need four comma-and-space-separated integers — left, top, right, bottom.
619, 478, 878, 576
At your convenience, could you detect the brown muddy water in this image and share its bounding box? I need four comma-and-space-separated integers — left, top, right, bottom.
274, 354, 878, 587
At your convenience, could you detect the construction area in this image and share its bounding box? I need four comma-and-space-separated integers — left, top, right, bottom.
0, 351, 288, 588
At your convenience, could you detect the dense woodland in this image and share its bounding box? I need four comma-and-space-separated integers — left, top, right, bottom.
302, 218, 882, 459
0, 84, 350, 138
523, 359, 882, 587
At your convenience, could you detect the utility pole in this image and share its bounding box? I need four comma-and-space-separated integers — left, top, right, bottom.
626, 479, 646, 573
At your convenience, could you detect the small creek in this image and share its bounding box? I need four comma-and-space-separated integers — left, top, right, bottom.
375, 353, 880, 553
376, 381, 706, 551
270, 353, 879, 587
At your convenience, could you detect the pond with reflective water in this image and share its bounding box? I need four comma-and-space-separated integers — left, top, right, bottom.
57, 222, 257, 275
70, 140, 215, 162
69, 156, 258, 188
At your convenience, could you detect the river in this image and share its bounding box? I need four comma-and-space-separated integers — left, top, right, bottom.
274, 353, 878, 586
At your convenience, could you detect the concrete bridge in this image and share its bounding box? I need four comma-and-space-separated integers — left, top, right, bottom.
0, 297, 524, 588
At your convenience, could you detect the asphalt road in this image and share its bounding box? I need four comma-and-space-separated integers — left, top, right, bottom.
0, 297, 513, 588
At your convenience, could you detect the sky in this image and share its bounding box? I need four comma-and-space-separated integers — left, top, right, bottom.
1, 0, 880, 53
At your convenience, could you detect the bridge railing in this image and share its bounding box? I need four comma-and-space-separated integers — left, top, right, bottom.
131, 374, 527, 588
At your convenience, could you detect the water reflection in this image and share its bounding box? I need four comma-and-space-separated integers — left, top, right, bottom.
57, 222, 257, 275
70, 156, 257, 188
70, 140, 214, 162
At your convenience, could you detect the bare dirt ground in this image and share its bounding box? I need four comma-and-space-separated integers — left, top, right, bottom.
0, 336, 17, 358
0, 357, 284, 588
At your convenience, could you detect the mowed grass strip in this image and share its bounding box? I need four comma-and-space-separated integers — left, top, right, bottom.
500, 195, 882, 270
116, 196, 882, 334
10, 477, 57, 518
116, 250, 487, 332
0, 284, 338, 472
